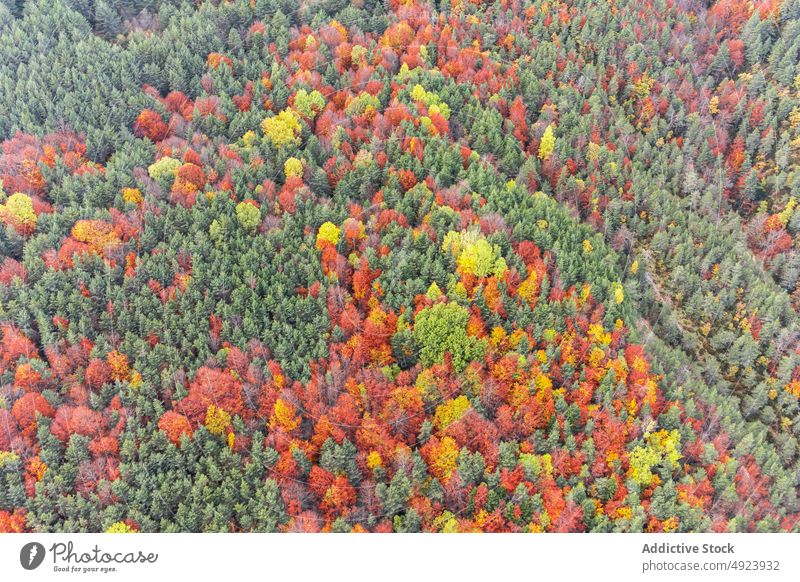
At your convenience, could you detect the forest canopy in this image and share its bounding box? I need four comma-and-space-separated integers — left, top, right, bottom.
0, 0, 799, 533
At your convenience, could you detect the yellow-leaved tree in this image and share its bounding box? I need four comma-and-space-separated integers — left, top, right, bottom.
205, 404, 232, 436
284, 157, 304, 178
628, 429, 681, 486
262, 109, 302, 148
270, 398, 301, 432
442, 230, 507, 278
106, 521, 137, 533
293, 89, 325, 118
236, 201, 261, 233
316, 221, 341, 248
538, 125, 555, 160
1, 192, 37, 234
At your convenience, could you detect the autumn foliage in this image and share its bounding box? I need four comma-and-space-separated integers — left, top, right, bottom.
0, 0, 798, 534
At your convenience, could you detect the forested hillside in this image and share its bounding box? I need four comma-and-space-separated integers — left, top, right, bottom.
1, 0, 799, 532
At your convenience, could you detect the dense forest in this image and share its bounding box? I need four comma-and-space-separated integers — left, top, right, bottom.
0, 0, 799, 532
